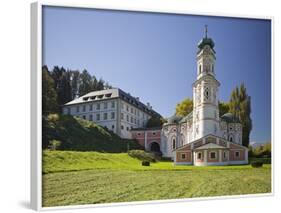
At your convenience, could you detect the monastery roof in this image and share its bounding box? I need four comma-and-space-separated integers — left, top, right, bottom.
63, 88, 161, 117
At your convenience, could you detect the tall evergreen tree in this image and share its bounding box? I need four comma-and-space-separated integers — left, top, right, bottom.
42, 66, 58, 114
97, 78, 105, 91
78, 69, 93, 96
51, 66, 72, 109
229, 83, 252, 147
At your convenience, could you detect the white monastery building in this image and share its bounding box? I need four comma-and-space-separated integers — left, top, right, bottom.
63, 88, 161, 139
131, 27, 248, 166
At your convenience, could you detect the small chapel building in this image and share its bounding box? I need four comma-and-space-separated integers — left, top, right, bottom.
131, 27, 248, 166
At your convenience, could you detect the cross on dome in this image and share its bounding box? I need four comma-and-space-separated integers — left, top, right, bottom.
205, 25, 208, 38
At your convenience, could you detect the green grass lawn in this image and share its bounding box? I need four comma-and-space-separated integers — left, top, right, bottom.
42, 151, 272, 207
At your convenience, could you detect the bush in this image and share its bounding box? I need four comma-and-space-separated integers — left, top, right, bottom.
128, 150, 156, 162
48, 140, 61, 151
142, 161, 150, 166
249, 157, 271, 164
161, 157, 172, 162
251, 161, 263, 168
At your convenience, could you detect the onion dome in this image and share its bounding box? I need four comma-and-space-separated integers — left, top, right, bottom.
166, 115, 183, 125
197, 25, 215, 51
221, 113, 239, 123
179, 112, 193, 123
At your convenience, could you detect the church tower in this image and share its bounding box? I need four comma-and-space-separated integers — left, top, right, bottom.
192, 26, 221, 141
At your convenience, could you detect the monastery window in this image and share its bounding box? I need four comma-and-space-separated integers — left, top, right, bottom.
212, 64, 214, 72
121, 103, 124, 109
121, 113, 124, 120
197, 152, 202, 160
199, 64, 202, 74
67, 108, 71, 115
104, 102, 108, 109
111, 112, 115, 119
76, 106, 80, 113
210, 152, 216, 159
83, 105, 86, 112
127, 115, 129, 122
89, 104, 93, 111
235, 151, 240, 158
229, 135, 233, 142
96, 113, 100, 121
181, 153, 186, 159
89, 114, 93, 121
121, 125, 124, 130
111, 101, 115, 108
112, 125, 114, 130
130, 116, 133, 123
97, 103, 100, 110
126, 126, 129, 131
82, 115, 86, 120
103, 113, 108, 120
126, 105, 129, 112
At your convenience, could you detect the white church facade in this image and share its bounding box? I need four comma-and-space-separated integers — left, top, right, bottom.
131, 28, 248, 166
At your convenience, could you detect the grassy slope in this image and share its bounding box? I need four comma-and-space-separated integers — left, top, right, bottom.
43, 150, 259, 173
43, 114, 142, 152
42, 151, 271, 207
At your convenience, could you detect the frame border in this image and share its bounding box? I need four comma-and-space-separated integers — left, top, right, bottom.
30, 1, 274, 211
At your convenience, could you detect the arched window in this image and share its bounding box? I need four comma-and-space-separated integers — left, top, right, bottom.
172, 138, 176, 150
229, 135, 233, 142
199, 64, 202, 74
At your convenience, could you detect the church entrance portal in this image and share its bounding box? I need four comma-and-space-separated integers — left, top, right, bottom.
150, 142, 160, 153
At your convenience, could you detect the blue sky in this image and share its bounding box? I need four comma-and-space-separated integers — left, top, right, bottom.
42, 6, 271, 144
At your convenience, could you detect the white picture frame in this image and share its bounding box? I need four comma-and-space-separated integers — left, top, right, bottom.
31, 1, 274, 211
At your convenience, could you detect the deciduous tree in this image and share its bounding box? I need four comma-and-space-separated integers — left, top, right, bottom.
175, 98, 193, 117
229, 83, 252, 147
